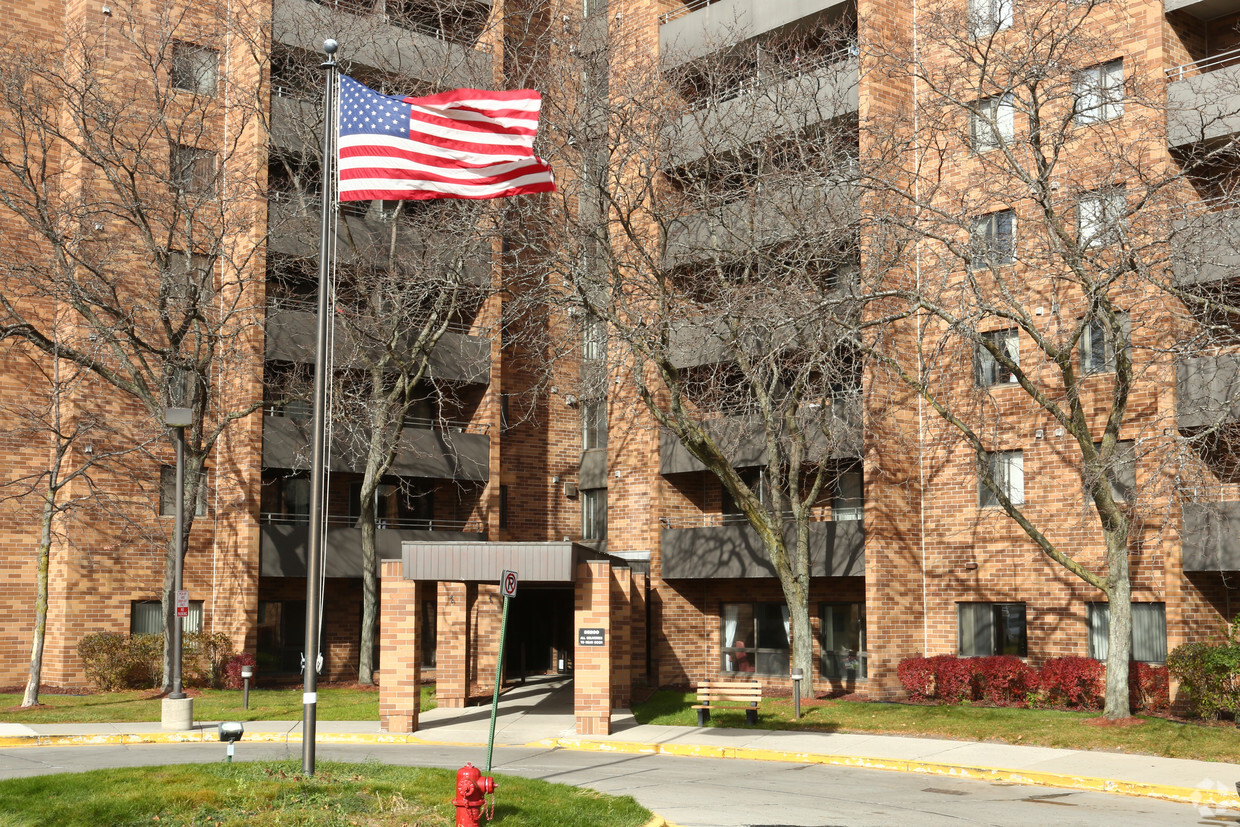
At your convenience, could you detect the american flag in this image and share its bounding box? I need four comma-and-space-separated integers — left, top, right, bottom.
337, 76, 556, 201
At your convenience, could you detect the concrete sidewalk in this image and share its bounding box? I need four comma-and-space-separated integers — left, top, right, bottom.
2, 677, 1238, 813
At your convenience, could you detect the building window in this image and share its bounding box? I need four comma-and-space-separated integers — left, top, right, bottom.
261, 473, 309, 523
722, 603, 789, 676
1088, 602, 1167, 663
1081, 313, 1128, 374
582, 487, 607, 540
969, 0, 1012, 36
970, 209, 1015, 267
500, 395, 512, 434
1087, 440, 1135, 504
820, 603, 866, 679
171, 41, 218, 95
1078, 189, 1126, 248
721, 468, 767, 524
1075, 59, 1124, 125
583, 314, 606, 361
832, 463, 864, 521
975, 328, 1019, 387
972, 94, 1014, 151
421, 599, 437, 668
582, 398, 607, 451
170, 144, 217, 193
980, 449, 1023, 507
160, 466, 207, 516
161, 251, 214, 306
132, 599, 203, 634
958, 602, 1027, 656
257, 600, 306, 673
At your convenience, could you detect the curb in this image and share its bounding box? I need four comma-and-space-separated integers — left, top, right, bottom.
3, 730, 1237, 813
535, 736, 1240, 813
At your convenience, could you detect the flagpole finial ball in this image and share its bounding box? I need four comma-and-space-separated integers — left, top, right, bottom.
323, 39, 338, 55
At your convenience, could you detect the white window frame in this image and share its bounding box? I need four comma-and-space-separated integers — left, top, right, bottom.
160, 466, 207, 517
1081, 312, 1129, 374
975, 328, 1019, 387
1075, 59, 1124, 125
581, 487, 607, 540
1077, 189, 1126, 249
969, 0, 1013, 36
972, 93, 1015, 151
958, 602, 1027, 656
820, 602, 867, 679
132, 599, 203, 634
980, 449, 1024, 507
581, 398, 607, 451
832, 464, 864, 521
970, 209, 1016, 267
170, 144, 217, 193
171, 41, 218, 95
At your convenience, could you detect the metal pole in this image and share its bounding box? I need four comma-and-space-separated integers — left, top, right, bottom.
169, 425, 185, 700
485, 595, 511, 775
302, 38, 338, 777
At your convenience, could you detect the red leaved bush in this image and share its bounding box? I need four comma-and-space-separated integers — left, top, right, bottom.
224, 652, 257, 690
896, 656, 935, 702
927, 655, 972, 703
1129, 661, 1169, 714
970, 655, 1038, 706
1039, 657, 1105, 710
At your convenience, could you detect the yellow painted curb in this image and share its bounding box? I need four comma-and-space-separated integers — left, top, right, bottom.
536, 736, 1240, 813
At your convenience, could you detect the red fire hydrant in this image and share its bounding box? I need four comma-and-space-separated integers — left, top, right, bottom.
454, 762, 496, 827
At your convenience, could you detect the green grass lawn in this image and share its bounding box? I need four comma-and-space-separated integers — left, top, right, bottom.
633, 690, 1240, 764
0, 684, 432, 723
0, 760, 651, 827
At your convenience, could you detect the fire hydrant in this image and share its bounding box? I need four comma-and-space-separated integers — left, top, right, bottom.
454, 762, 495, 827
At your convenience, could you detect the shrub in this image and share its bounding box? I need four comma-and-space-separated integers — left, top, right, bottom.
1040, 657, 1104, 710
224, 652, 257, 690
128, 634, 165, 689
927, 655, 972, 703
897, 656, 934, 702
970, 655, 1038, 706
185, 631, 234, 688
77, 633, 133, 691
1167, 623, 1240, 718
1130, 661, 1169, 714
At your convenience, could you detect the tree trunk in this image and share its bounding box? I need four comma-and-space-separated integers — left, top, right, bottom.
785, 583, 815, 698
357, 479, 379, 685
1102, 528, 1132, 719
21, 492, 55, 708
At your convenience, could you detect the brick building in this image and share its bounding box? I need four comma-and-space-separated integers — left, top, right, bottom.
5, 0, 1240, 732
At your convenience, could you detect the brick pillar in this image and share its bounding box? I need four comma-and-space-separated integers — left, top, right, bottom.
630, 571, 648, 688
470, 584, 503, 694
610, 566, 632, 710
378, 561, 421, 733
437, 581, 469, 708
574, 560, 612, 735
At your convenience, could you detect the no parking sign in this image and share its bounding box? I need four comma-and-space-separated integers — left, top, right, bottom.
501, 570, 518, 599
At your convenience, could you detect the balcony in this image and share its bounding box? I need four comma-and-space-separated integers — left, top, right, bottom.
263, 413, 490, 480
265, 304, 491, 384
659, 0, 852, 69
1166, 48, 1240, 148
260, 514, 485, 577
1177, 355, 1240, 430
666, 53, 859, 167
664, 181, 858, 266
1165, 0, 1240, 19
660, 517, 863, 578
266, 193, 492, 285
1182, 502, 1240, 570
659, 401, 861, 475
273, 0, 491, 89
1170, 204, 1240, 287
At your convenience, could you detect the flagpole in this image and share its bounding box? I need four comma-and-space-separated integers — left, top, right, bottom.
302, 37, 338, 778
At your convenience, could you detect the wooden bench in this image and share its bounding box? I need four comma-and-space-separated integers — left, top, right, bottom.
692, 679, 762, 726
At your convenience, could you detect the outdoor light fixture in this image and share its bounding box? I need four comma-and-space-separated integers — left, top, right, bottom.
791, 668, 804, 720
218, 721, 244, 762
241, 664, 254, 710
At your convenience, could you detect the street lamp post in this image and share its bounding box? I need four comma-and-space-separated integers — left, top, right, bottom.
161, 406, 193, 730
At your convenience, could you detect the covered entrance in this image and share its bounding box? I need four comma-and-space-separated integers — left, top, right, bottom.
378, 541, 643, 735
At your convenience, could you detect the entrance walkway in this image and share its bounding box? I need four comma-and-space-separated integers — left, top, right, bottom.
416, 674, 585, 744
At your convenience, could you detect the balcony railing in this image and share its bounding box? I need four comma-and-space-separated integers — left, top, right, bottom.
261, 511, 478, 531
659, 0, 717, 24
682, 45, 857, 113
1166, 45, 1240, 81
262, 405, 490, 435
659, 507, 857, 529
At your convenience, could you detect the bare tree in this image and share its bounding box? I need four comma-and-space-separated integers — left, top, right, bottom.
530, 11, 870, 695
263, 12, 503, 683
860, 0, 1240, 717
0, 3, 269, 688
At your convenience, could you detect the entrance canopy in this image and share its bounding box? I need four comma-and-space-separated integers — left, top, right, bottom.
400, 540, 610, 582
